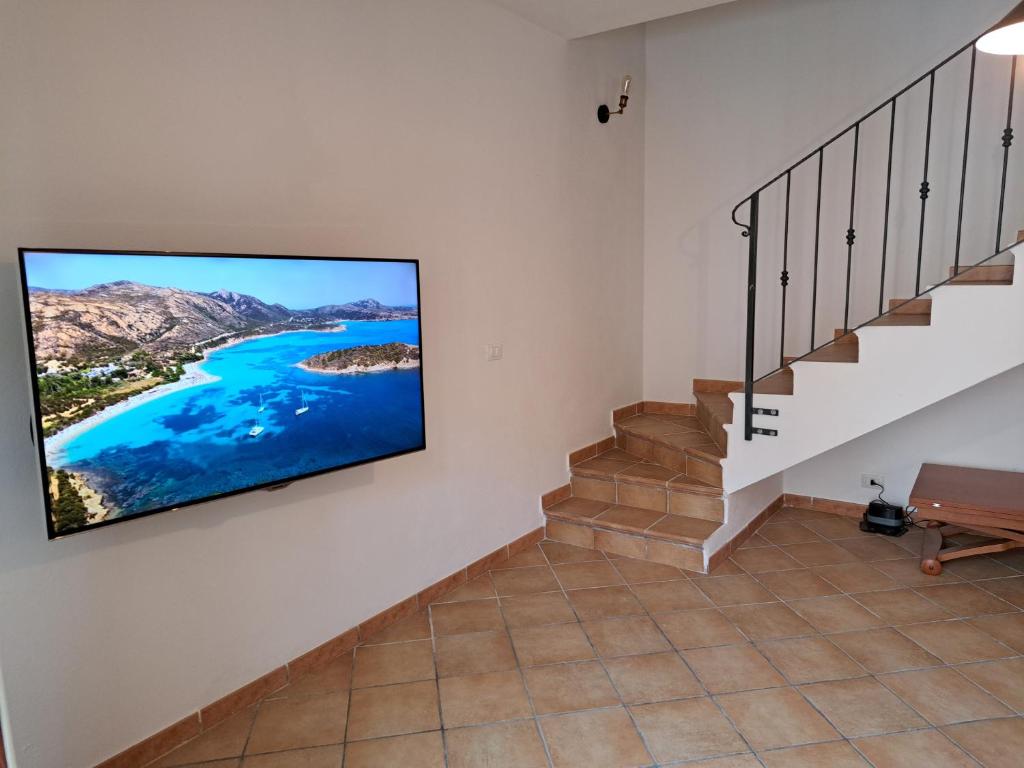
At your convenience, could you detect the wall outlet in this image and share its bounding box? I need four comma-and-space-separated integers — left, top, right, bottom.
861, 473, 885, 489
485, 344, 503, 362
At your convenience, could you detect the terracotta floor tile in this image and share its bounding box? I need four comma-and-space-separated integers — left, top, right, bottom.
540, 707, 652, 768
871, 559, 963, 587
630, 697, 747, 763
942, 555, 1019, 581
565, 585, 645, 620
769, 508, 834, 523
342, 731, 443, 768
737, 533, 772, 549
852, 729, 977, 768
799, 677, 925, 737
500, 591, 577, 628
667, 755, 761, 768
957, 658, 1024, 711
540, 540, 607, 564
345, 681, 439, 741
270, 656, 352, 700
582, 615, 671, 658
989, 548, 1024, 572
942, 716, 1024, 768
552, 561, 625, 590
439, 670, 532, 727
595, 506, 664, 532
730, 547, 802, 574
811, 562, 898, 593
849, 589, 953, 625
716, 687, 839, 751
631, 579, 712, 613
695, 575, 778, 606
787, 595, 884, 634
491, 566, 561, 596
702, 559, 745, 577
352, 640, 435, 689
494, 545, 548, 569
878, 667, 1013, 725
430, 599, 506, 636
656, 609, 746, 649
915, 582, 1017, 617
800, 517, 869, 540
829, 628, 941, 673
362, 612, 432, 645
756, 636, 864, 684
722, 603, 815, 641
509, 622, 595, 666
445, 721, 549, 768
682, 644, 785, 693
758, 740, 871, 767
896, 619, 1016, 664
182, 759, 239, 768
977, 576, 1024, 608
834, 536, 916, 562
524, 660, 620, 714
435, 631, 518, 678
968, 612, 1024, 653
603, 651, 702, 704
436, 575, 496, 603
155, 708, 255, 766
755, 570, 840, 600
781, 542, 860, 567
756, 523, 823, 546
550, 495, 611, 519
609, 557, 686, 584
242, 745, 344, 768
246, 692, 348, 754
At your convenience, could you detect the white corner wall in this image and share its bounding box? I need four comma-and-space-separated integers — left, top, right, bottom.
0, 2, 645, 765
643, 0, 1013, 400
785, 363, 1024, 507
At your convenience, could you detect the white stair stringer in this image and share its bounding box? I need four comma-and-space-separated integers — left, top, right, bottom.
720, 246, 1024, 495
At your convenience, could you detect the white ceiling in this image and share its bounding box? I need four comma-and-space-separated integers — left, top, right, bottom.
483, 0, 740, 39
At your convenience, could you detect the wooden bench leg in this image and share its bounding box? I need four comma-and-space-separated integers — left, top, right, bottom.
921, 522, 944, 576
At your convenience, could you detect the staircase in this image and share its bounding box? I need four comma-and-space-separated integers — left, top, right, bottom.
542, 31, 1024, 572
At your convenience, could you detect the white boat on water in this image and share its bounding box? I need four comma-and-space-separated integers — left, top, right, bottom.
295, 391, 309, 416
248, 415, 265, 437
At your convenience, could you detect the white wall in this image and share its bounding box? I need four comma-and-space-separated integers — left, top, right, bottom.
0, 2, 645, 766
643, 0, 1015, 400
785, 364, 1024, 507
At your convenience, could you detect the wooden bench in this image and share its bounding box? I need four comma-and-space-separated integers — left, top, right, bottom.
910, 463, 1024, 576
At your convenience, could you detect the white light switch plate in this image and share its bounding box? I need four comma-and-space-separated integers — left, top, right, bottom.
485, 344, 503, 361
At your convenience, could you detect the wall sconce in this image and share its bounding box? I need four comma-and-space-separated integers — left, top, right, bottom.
598, 75, 632, 124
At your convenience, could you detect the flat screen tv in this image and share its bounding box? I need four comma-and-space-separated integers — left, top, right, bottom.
18, 249, 424, 539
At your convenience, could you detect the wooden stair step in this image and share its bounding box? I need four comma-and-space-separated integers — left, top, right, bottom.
889, 297, 932, 314
949, 264, 1014, 282
832, 313, 931, 341
786, 340, 859, 364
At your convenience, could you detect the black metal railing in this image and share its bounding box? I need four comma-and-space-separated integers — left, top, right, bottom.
731, 36, 1022, 441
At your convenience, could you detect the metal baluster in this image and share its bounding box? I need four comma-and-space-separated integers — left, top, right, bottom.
916, 72, 935, 295
779, 171, 791, 369
996, 56, 1017, 254
744, 192, 759, 442
879, 100, 896, 315
844, 124, 860, 332
954, 47, 977, 272
810, 149, 823, 352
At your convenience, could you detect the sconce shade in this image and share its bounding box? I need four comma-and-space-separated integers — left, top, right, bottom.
978, 2, 1024, 54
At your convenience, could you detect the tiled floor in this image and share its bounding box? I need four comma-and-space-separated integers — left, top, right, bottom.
152, 507, 1024, 767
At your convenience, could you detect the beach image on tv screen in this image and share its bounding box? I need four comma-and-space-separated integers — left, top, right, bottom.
21, 250, 424, 537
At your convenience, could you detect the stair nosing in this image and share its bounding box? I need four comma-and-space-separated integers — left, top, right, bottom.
545, 501, 718, 547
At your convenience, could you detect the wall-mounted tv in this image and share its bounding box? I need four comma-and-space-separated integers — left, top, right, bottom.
19, 249, 425, 539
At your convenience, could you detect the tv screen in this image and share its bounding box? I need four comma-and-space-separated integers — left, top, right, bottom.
19, 249, 424, 539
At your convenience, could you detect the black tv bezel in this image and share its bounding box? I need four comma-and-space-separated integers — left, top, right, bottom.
17, 247, 426, 541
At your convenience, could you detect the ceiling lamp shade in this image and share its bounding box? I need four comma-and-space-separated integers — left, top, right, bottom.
978, 2, 1024, 54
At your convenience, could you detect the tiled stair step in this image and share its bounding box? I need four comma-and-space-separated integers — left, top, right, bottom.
612, 413, 724, 486
570, 448, 724, 522
544, 498, 716, 571
695, 391, 734, 452
949, 264, 1014, 283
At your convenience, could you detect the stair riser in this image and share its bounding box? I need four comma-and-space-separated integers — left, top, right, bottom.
696, 400, 729, 452
570, 475, 724, 522
545, 518, 704, 572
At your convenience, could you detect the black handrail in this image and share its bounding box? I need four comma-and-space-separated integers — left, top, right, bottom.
732, 34, 1020, 441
